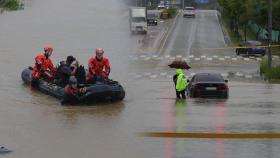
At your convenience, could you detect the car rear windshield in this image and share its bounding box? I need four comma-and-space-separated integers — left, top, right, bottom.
131, 17, 146, 22
147, 14, 156, 18
195, 75, 223, 82
184, 7, 194, 10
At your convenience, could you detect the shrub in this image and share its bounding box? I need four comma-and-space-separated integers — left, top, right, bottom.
167, 7, 177, 18
0, 0, 20, 10
260, 59, 280, 80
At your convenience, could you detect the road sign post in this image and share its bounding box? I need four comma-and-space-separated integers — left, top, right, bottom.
268, 0, 272, 69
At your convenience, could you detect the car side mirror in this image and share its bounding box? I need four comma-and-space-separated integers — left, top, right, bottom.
225, 79, 228, 83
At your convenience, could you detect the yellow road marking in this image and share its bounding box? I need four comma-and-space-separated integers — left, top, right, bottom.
141, 132, 280, 139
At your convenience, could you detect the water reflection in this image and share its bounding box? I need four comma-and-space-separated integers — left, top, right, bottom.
212, 101, 226, 158
174, 99, 188, 158
58, 102, 125, 125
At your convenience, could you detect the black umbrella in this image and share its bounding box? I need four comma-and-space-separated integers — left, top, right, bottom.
168, 60, 191, 70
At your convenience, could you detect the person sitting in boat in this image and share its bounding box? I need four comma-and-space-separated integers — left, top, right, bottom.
87, 48, 111, 83
31, 46, 56, 86
61, 76, 87, 105
55, 55, 78, 87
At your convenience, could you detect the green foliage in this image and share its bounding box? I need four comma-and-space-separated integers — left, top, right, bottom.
218, 0, 280, 40
260, 58, 280, 80
167, 7, 177, 18
0, 0, 20, 10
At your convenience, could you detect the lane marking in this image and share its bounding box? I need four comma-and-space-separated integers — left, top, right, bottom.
131, 44, 280, 52
140, 132, 280, 139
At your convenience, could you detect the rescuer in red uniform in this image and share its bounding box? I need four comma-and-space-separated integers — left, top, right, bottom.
31, 46, 56, 86
87, 48, 110, 83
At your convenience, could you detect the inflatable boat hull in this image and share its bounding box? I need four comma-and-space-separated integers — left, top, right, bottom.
21, 68, 125, 104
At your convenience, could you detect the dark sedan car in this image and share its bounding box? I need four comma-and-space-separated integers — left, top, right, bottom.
147, 13, 158, 26
236, 41, 266, 56
187, 73, 229, 98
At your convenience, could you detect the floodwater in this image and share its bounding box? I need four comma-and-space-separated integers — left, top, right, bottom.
1, 0, 280, 158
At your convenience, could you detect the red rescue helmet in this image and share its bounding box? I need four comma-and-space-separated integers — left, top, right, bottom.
44, 46, 53, 53
96, 48, 104, 56
44, 46, 53, 57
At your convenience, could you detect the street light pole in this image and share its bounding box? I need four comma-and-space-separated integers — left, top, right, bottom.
268, 0, 272, 69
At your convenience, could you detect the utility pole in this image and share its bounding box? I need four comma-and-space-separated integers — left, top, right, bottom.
268, 0, 272, 69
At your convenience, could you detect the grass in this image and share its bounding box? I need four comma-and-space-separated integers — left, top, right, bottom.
260, 58, 280, 81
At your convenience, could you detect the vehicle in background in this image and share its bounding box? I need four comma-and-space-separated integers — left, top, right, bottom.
158, 1, 169, 10
147, 12, 158, 26
187, 73, 228, 98
236, 41, 266, 56
129, 7, 148, 34
183, 7, 195, 18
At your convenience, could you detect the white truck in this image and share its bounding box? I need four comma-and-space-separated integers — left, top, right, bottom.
129, 7, 147, 34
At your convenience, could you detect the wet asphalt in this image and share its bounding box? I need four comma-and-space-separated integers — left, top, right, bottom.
0, 1, 280, 158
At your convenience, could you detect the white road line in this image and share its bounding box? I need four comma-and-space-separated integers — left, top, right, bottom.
144, 72, 152, 76
132, 57, 139, 60
235, 72, 244, 77
144, 57, 151, 61
194, 58, 201, 61
190, 73, 196, 76
221, 73, 229, 78
207, 57, 213, 61
176, 55, 183, 59
167, 75, 173, 78
150, 74, 158, 78
169, 57, 175, 60
136, 75, 143, 78
245, 75, 253, 79
160, 72, 167, 76
156, 57, 164, 60
152, 55, 158, 59
232, 58, 237, 61
219, 58, 225, 61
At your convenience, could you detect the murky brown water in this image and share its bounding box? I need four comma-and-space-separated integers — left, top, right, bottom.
1, 1, 280, 158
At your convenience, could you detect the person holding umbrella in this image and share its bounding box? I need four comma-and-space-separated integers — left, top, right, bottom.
169, 60, 191, 99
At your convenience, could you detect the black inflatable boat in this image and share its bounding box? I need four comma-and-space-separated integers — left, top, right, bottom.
21, 67, 125, 104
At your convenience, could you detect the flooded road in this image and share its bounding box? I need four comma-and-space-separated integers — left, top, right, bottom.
1, 1, 280, 158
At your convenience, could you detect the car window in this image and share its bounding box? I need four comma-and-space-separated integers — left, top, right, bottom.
184, 7, 194, 11
249, 41, 262, 46
131, 17, 146, 22
195, 75, 223, 82
147, 14, 156, 18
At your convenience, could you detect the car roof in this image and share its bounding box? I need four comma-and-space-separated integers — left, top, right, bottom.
240, 41, 262, 46
194, 73, 222, 76
185, 7, 194, 9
